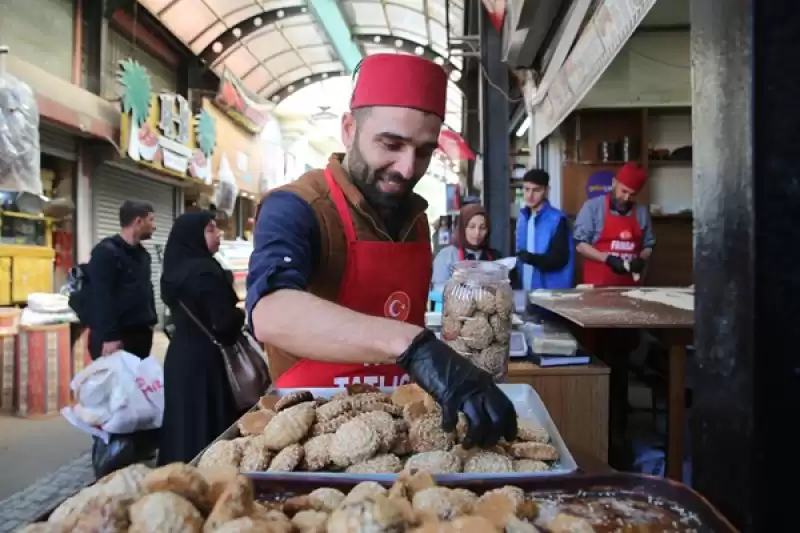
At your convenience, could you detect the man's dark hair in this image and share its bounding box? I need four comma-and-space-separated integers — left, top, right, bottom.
119, 200, 154, 228
351, 107, 372, 123
523, 168, 550, 187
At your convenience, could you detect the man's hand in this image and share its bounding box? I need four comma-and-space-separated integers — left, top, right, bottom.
605, 255, 629, 275
101, 341, 123, 356
397, 330, 517, 448
516, 250, 538, 266
629, 258, 646, 274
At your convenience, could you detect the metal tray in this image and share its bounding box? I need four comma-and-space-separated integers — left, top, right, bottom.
195, 384, 578, 481
248, 473, 738, 533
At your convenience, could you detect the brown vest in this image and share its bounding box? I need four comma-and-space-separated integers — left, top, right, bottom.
261, 155, 430, 381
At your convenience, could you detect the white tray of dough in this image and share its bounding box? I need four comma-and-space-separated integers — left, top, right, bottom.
203, 384, 578, 484
519, 323, 578, 356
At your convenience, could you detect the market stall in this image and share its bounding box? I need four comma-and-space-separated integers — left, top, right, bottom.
528, 287, 694, 481
0, 46, 82, 420
201, 89, 266, 240
215, 239, 253, 304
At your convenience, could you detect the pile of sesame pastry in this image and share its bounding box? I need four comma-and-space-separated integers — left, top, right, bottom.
22, 462, 607, 533
200, 383, 559, 476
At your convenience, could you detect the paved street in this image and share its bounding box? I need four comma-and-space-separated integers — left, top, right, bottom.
0, 333, 169, 531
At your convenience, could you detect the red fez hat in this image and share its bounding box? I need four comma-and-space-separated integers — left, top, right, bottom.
351, 54, 448, 120
616, 162, 647, 192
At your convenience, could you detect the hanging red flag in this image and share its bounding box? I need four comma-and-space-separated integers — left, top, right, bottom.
438, 129, 475, 161
481, 0, 507, 33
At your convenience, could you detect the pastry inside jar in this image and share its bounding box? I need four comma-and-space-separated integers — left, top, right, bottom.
442, 261, 512, 382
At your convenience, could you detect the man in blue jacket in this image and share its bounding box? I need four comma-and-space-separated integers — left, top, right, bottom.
515, 169, 575, 289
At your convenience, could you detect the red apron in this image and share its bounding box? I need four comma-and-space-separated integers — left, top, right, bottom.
457, 248, 494, 261
275, 169, 433, 388
582, 195, 643, 287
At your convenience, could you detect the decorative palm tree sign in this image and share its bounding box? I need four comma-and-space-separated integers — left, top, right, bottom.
118, 58, 217, 183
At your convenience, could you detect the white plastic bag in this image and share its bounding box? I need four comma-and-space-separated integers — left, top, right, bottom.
27, 292, 70, 313
214, 153, 238, 216
0, 47, 43, 195
61, 351, 164, 442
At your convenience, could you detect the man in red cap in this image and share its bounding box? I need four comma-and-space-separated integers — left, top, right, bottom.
246, 54, 517, 447
574, 162, 656, 286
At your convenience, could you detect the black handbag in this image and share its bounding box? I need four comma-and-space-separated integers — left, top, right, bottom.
179, 302, 271, 411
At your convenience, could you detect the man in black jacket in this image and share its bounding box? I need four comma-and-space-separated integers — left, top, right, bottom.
88, 200, 158, 360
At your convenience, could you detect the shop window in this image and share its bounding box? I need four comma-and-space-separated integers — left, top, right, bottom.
102, 26, 177, 100
0, 210, 47, 247
0, 0, 74, 82
43, 154, 76, 288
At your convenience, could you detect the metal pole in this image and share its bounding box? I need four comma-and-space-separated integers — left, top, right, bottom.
445, 0, 450, 57
478, 1, 510, 254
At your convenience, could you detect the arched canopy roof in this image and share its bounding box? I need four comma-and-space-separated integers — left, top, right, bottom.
275, 71, 464, 135
138, 0, 465, 108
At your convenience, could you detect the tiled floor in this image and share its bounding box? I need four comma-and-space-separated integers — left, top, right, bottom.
0, 332, 170, 530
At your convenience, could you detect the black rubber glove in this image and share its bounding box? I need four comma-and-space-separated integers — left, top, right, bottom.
629, 257, 646, 274
517, 250, 538, 266
605, 254, 629, 275
397, 329, 518, 448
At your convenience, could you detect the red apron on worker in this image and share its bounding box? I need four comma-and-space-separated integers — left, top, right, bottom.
457, 248, 493, 261
275, 169, 432, 388
582, 195, 643, 287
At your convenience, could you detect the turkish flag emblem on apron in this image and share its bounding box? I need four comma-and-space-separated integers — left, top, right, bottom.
275, 169, 433, 388
582, 195, 643, 287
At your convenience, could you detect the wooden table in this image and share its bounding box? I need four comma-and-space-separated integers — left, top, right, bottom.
508, 359, 610, 464
528, 288, 693, 481
574, 449, 616, 474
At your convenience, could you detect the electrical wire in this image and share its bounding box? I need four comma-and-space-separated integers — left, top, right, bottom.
627, 48, 689, 69
458, 39, 524, 103
479, 59, 524, 103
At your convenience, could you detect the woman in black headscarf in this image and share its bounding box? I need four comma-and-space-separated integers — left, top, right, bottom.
158, 211, 245, 464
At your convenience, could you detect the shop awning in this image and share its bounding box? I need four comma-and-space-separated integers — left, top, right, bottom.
528, 0, 659, 144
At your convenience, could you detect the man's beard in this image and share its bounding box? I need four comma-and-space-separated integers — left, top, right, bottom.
612, 195, 632, 213
345, 143, 420, 212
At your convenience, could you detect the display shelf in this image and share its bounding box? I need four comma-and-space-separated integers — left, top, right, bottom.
648, 159, 692, 167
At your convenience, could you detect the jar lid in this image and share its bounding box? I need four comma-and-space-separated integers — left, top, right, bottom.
452, 260, 509, 283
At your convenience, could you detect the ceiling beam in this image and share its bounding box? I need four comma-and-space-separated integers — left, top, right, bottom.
306, 0, 363, 72
199, 5, 310, 64
265, 35, 463, 102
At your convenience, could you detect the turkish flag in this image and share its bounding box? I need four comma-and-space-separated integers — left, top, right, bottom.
481, 0, 507, 33
438, 129, 475, 161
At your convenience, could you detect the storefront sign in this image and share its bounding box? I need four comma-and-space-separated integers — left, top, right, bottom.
481, 0, 507, 33
586, 170, 615, 199
214, 69, 271, 134
202, 99, 263, 196
260, 117, 286, 193
438, 130, 475, 161
445, 184, 461, 213
562, 23, 604, 95
119, 59, 216, 182
531, 0, 657, 144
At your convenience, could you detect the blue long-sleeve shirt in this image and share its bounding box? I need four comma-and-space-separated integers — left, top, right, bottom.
245, 191, 320, 322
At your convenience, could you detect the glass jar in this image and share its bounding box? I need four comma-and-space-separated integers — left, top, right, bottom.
442, 260, 513, 382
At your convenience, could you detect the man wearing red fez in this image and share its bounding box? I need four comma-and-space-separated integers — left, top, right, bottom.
245, 54, 516, 447
574, 162, 656, 286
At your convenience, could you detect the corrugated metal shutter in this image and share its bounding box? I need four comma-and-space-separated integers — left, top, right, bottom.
40, 122, 77, 160
93, 165, 177, 325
